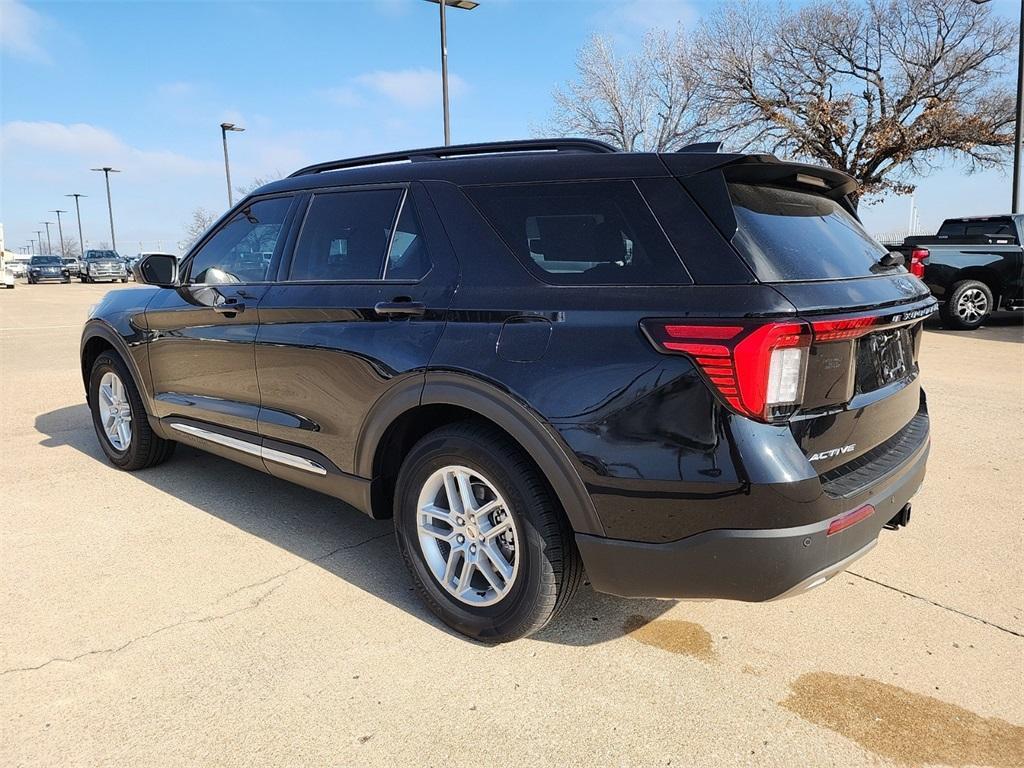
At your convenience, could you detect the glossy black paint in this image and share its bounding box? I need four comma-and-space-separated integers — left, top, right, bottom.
81, 143, 934, 602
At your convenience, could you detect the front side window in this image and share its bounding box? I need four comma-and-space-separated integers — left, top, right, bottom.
188, 196, 292, 284
466, 180, 690, 285
289, 189, 403, 281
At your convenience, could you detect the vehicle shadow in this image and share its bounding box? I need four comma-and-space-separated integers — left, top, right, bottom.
924, 310, 1023, 343
35, 404, 672, 647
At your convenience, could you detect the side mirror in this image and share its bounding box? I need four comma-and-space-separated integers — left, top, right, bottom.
134, 254, 178, 287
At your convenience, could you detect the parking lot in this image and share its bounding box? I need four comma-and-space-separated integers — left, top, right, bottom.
1, 281, 1021, 767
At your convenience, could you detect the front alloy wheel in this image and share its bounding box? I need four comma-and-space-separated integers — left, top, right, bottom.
97, 370, 132, 451
417, 465, 520, 607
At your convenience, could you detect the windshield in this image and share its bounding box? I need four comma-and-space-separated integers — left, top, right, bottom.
85, 250, 119, 260
30, 256, 62, 265
728, 184, 891, 282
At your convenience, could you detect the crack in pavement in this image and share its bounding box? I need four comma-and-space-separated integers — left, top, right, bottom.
0, 530, 393, 677
847, 570, 1023, 638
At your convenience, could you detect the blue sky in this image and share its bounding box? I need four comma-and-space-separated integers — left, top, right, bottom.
1, 0, 1019, 254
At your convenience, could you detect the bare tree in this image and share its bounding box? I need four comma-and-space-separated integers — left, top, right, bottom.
548, 30, 711, 151
697, 0, 1017, 202
60, 236, 80, 258
179, 207, 218, 253
235, 172, 284, 199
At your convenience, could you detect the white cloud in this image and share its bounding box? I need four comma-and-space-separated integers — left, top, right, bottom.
353, 67, 468, 110
0, 121, 214, 176
0, 0, 52, 62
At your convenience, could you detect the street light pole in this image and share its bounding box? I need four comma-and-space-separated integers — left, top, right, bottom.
220, 123, 245, 208
51, 210, 68, 257
1012, 0, 1023, 213
91, 167, 121, 252
424, 0, 479, 146
33, 231, 43, 255
41, 222, 54, 255
66, 194, 87, 256
29, 239, 36, 255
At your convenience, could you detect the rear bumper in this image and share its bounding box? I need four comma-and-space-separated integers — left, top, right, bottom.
576, 438, 928, 602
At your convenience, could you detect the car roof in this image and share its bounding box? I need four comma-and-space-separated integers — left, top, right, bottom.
255, 137, 850, 197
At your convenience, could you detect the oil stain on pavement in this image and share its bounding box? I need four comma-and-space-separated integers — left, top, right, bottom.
782, 671, 1024, 766
622, 615, 715, 662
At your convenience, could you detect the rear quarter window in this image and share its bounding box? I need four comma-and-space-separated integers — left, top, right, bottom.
728, 183, 889, 282
466, 180, 691, 285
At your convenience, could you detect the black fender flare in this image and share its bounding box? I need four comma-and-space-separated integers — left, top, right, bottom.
355, 371, 604, 536
80, 319, 157, 420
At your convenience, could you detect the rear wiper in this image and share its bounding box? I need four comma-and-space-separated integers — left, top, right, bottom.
870, 251, 905, 273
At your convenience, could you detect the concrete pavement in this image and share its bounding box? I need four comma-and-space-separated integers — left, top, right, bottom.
1, 282, 1021, 767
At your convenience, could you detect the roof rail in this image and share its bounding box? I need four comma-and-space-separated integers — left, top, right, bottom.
677, 141, 724, 153
288, 138, 618, 177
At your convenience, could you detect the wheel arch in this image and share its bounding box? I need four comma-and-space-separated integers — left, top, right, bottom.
951, 267, 1002, 305
357, 372, 604, 535
80, 320, 155, 418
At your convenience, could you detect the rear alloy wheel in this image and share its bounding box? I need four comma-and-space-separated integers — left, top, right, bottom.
941, 279, 993, 330
416, 465, 520, 607
89, 351, 176, 470
394, 422, 583, 643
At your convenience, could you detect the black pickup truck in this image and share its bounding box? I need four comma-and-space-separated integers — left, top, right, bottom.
898, 215, 1024, 330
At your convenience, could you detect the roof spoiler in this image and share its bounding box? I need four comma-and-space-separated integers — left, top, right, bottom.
677, 141, 724, 153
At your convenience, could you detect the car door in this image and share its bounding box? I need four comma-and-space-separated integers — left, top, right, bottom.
254, 183, 458, 483
146, 194, 298, 436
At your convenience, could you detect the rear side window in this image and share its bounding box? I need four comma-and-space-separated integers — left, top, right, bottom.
728, 184, 888, 282
467, 180, 690, 285
289, 189, 402, 281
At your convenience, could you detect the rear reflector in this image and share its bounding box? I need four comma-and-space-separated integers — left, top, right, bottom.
826, 504, 875, 536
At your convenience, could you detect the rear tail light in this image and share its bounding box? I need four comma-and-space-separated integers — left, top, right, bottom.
642, 320, 810, 422
908, 248, 929, 278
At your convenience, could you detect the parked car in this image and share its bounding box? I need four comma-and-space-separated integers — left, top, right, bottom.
8, 259, 29, 279
63, 257, 82, 276
81, 250, 128, 283
81, 138, 934, 642
896, 214, 1024, 329
27, 255, 71, 283
1, 260, 15, 288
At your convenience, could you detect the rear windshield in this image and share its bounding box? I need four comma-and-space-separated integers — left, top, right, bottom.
467, 180, 691, 285
728, 184, 888, 282
937, 218, 1018, 242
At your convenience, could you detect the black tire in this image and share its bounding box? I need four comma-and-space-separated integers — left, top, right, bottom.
88, 351, 176, 470
80, 275, 88, 283
940, 279, 994, 330
120, 278, 128, 283
394, 421, 583, 643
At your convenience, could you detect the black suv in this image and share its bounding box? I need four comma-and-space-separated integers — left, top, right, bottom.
81, 139, 934, 642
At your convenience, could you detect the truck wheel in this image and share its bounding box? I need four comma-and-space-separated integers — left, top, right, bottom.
88, 352, 176, 470
394, 421, 583, 643
941, 280, 993, 330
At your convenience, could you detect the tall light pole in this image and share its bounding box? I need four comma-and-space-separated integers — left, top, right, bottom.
29, 239, 36, 255
91, 167, 121, 251
1012, 0, 1023, 213
33, 231, 44, 255
51, 210, 68, 257
40, 221, 54, 254
65, 193, 87, 256
220, 123, 244, 207
423, 0, 478, 146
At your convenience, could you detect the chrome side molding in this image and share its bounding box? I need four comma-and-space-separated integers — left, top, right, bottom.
169, 422, 328, 476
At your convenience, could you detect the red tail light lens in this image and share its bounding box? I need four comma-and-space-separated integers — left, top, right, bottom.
908, 248, 929, 279
642, 320, 810, 422
827, 504, 875, 536
810, 315, 878, 342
